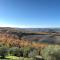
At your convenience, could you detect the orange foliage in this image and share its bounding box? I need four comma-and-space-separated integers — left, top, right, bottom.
0, 33, 48, 48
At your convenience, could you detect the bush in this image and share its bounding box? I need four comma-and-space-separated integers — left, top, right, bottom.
10, 47, 19, 56
28, 49, 38, 58
23, 47, 38, 58
10, 47, 32, 57
41, 45, 60, 60
0, 46, 8, 58
9, 47, 39, 58
23, 47, 31, 57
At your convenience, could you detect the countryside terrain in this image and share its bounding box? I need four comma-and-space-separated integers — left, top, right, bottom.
0, 27, 60, 60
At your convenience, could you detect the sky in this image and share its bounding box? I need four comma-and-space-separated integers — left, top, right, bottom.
0, 0, 60, 28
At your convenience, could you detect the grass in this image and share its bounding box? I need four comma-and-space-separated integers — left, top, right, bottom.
5, 56, 34, 60
6, 56, 20, 60
24, 58, 34, 60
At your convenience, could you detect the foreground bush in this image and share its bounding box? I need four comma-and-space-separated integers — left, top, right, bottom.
0, 46, 8, 58
23, 47, 31, 57
23, 47, 38, 58
28, 48, 38, 58
10, 47, 23, 57
41, 45, 60, 60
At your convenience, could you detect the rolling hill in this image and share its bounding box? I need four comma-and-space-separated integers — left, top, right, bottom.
0, 27, 59, 48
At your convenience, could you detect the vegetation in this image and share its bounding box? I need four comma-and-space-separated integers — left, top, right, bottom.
41, 45, 60, 60
0, 27, 59, 60
0, 46, 8, 59
0, 46, 36, 60
0, 45, 59, 60
9, 47, 22, 57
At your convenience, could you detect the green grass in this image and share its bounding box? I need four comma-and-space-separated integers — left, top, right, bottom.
6, 56, 21, 60
24, 58, 34, 60
6, 56, 34, 60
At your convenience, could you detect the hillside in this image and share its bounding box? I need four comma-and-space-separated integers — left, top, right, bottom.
0, 27, 59, 48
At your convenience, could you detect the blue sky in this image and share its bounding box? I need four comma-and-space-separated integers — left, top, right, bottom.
0, 0, 60, 28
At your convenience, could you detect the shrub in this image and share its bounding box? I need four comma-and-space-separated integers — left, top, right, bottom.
10, 47, 23, 57
41, 45, 60, 60
0, 46, 8, 58
23, 47, 31, 57
28, 49, 38, 58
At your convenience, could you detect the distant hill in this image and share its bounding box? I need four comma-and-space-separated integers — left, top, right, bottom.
16, 28, 60, 32
0, 27, 60, 46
